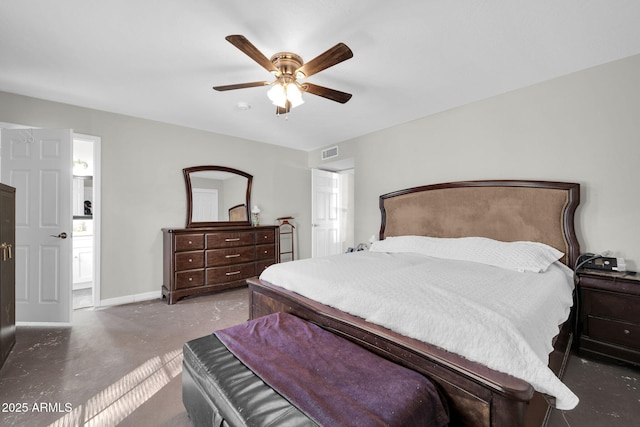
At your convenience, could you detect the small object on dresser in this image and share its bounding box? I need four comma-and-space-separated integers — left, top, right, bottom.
577, 253, 626, 272
251, 205, 261, 226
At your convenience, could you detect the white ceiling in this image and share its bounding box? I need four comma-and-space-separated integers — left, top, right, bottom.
1, 1, 639, 152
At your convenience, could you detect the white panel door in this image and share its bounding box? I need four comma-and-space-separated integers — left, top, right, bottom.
192, 188, 218, 222
311, 169, 341, 258
1, 129, 73, 323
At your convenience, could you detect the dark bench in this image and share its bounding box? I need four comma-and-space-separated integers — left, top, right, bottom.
182, 313, 448, 427
183, 334, 318, 426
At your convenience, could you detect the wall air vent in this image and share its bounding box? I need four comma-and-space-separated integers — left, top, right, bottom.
321, 146, 339, 160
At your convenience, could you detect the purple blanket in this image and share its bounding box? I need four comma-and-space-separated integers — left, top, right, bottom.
215, 312, 448, 427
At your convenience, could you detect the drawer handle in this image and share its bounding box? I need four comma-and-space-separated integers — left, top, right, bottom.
188, 277, 193, 281
1, 242, 12, 261
624, 329, 631, 335
225, 254, 241, 258
188, 240, 193, 244
264, 235, 268, 239
226, 271, 241, 276
225, 238, 240, 242
264, 250, 268, 254
188, 258, 193, 262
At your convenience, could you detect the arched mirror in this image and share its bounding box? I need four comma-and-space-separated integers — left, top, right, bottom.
184, 166, 253, 228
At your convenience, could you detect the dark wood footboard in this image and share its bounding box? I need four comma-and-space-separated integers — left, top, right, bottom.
248, 278, 572, 427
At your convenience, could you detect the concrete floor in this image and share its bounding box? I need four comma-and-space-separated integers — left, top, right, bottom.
0, 288, 249, 427
547, 354, 639, 427
1, 287, 638, 427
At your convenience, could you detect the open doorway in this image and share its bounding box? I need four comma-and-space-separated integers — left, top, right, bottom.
311, 166, 355, 258
72, 134, 100, 310
1, 126, 100, 322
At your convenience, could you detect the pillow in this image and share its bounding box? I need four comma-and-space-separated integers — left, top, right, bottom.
369, 235, 564, 273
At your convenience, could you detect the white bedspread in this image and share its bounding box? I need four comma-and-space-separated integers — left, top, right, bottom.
260, 251, 579, 410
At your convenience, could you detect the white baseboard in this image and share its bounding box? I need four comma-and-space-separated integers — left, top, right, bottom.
16, 292, 162, 326
98, 290, 162, 308
16, 321, 72, 327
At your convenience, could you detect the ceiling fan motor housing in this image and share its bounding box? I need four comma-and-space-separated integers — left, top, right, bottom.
270, 52, 305, 78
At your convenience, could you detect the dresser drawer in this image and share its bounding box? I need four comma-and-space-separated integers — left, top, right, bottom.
175, 251, 205, 271
206, 263, 255, 285
256, 229, 276, 244
256, 244, 276, 260
587, 316, 640, 349
585, 289, 640, 324
206, 246, 255, 267
207, 232, 255, 248
175, 270, 204, 289
256, 259, 275, 275
175, 234, 205, 252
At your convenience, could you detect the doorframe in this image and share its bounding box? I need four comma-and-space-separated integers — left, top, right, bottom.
0, 124, 101, 314
310, 161, 355, 258
74, 133, 101, 308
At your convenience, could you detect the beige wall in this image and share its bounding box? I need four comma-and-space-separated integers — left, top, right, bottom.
311, 54, 640, 271
0, 91, 311, 301
3, 52, 639, 304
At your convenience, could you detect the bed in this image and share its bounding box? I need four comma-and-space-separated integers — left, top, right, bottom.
247, 180, 581, 427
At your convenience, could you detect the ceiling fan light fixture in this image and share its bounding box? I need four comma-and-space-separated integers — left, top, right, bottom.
286, 82, 304, 108
267, 83, 287, 108
267, 79, 304, 109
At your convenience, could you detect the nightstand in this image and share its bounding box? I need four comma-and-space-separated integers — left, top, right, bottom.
577, 270, 640, 366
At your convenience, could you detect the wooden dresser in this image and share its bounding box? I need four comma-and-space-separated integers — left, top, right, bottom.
578, 269, 640, 366
162, 225, 279, 304
0, 183, 16, 369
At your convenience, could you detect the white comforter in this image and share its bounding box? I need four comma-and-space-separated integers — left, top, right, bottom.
260, 251, 579, 410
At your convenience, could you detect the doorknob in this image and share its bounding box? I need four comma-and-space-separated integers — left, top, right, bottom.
50, 232, 68, 239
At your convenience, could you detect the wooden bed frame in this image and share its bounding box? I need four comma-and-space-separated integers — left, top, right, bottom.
247, 180, 581, 427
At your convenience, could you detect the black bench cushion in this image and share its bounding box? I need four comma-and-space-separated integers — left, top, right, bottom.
183, 334, 318, 427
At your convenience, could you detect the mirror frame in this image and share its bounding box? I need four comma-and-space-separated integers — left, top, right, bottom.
184, 165, 253, 228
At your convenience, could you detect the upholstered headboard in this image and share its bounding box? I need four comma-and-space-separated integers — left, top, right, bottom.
379, 180, 580, 267
228, 204, 248, 222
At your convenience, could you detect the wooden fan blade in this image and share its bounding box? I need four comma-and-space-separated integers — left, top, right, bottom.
302, 83, 352, 104
226, 35, 278, 74
296, 43, 353, 78
213, 81, 270, 91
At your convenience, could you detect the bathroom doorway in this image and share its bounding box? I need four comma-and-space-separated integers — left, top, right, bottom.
72, 134, 101, 309
1, 126, 101, 321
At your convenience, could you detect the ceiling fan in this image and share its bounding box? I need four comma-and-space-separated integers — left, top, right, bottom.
213, 35, 353, 115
